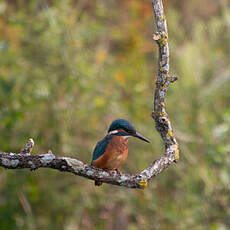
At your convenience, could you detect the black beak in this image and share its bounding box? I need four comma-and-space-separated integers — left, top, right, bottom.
132, 132, 150, 143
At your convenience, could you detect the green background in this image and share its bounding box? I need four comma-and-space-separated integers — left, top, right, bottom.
0, 0, 229, 229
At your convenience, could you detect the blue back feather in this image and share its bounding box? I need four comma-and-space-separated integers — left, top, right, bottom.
91, 135, 112, 162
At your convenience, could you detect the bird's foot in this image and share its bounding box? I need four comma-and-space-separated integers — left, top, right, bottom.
115, 169, 121, 176
103, 168, 114, 176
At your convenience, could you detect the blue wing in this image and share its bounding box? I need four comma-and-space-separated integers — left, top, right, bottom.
91, 135, 112, 163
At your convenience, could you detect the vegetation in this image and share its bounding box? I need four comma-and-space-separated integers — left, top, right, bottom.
0, 0, 229, 229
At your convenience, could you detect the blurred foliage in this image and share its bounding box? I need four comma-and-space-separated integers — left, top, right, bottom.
0, 0, 230, 229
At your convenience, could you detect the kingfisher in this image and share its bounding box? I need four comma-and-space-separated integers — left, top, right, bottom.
91, 118, 150, 186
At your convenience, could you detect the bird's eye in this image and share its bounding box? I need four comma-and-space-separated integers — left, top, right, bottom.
126, 130, 135, 134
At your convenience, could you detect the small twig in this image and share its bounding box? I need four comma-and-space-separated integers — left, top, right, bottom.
20, 138, 34, 155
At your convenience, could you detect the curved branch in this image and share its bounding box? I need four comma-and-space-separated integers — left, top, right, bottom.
151, 0, 179, 159
0, 146, 175, 189
0, 0, 179, 189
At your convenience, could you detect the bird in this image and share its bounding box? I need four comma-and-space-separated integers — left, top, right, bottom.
91, 118, 150, 186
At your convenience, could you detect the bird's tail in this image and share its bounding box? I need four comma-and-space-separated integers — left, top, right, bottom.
94, 180, 103, 186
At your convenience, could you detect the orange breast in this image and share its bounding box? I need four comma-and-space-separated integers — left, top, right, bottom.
92, 136, 128, 170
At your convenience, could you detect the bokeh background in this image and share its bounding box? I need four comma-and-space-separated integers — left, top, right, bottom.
0, 0, 229, 229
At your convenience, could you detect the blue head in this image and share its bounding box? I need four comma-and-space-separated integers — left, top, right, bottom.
108, 118, 150, 143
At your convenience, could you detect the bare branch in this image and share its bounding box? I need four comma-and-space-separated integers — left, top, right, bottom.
0, 139, 175, 189
0, 0, 179, 189
151, 0, 179, 160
